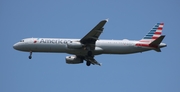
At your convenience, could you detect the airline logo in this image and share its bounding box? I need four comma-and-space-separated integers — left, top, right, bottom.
40, 39, 71, 44
33, 38, 72, 44
136, 23, 164, 48
34, 38, 40, 43
143, 23, 164, 40
140, 23, 164, 42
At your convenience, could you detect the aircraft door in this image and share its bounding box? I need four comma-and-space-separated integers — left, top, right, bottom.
26, 38, 37, 51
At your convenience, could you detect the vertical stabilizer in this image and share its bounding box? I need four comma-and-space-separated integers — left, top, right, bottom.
136, 23, 166, 52
140, 23, 164, 43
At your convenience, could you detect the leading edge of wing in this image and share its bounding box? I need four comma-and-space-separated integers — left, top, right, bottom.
80, 19, 108, 44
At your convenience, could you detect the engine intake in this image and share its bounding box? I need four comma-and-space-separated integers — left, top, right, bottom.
66, 55, 83, 64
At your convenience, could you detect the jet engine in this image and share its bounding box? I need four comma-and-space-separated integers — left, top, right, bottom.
66, 55, 83, 64
66, 42, 83, 49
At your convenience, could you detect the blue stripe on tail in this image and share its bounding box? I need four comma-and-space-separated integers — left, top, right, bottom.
143, 23, 162, 39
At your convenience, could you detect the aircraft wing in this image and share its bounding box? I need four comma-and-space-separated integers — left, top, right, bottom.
80, 19, 108, 44
79, 19, 108, 66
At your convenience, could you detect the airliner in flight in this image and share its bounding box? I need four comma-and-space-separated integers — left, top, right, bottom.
13, 19, 167, 66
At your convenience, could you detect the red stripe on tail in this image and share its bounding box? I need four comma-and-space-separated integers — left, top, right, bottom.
152, 36, 159, 39
157, 27, 163, 30
155, 32, 161, 35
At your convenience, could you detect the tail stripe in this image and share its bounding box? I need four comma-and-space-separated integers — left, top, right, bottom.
146, 34, 153, 36
142, 23, 164, 40
144, 37, 152, 39
152, 36, 159, 39
137, 23, 165, 50
155, 32, 161, 35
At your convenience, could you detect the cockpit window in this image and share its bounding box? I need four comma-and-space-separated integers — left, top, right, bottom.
20, 40, 24, 42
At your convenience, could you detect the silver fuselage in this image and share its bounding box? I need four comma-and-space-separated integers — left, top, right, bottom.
13, 38, 166, 56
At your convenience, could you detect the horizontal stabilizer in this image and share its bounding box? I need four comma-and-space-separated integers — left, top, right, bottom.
150, 35, 165, 46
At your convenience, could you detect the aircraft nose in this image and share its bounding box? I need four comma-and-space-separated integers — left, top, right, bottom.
13, 43, 17, 50
13, 43, 20, 50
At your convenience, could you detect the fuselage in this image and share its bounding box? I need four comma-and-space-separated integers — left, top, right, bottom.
13, 38, 166, 56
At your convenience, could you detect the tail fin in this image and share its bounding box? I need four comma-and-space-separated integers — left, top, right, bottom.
140, 23, 164, 43
136, 23, 166, 52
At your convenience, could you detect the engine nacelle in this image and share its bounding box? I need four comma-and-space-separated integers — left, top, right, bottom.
66, 41, 83, 49
66, 55, 83, 64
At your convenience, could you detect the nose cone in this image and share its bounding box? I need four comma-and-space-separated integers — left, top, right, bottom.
13, 43, 18, 50
13, 43, 22, 50
13, 42, 26, 51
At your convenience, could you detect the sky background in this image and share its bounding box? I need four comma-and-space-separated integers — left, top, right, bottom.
1, 0, 180, 92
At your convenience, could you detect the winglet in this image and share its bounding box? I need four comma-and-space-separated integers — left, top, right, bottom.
105, 18, 109, 22
99, 63, 102, 66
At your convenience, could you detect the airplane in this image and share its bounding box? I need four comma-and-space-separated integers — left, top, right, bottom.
13, 19, 167, 66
